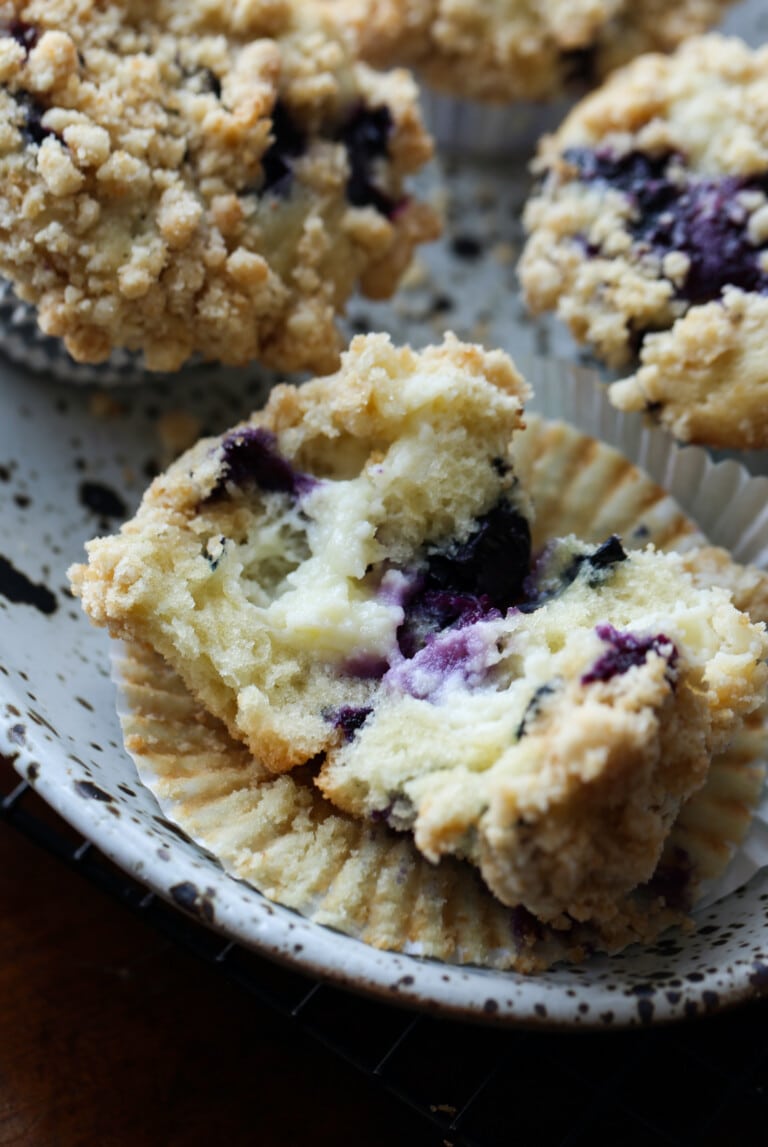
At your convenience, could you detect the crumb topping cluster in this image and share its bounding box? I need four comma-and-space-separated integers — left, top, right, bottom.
0, 0, 437, 370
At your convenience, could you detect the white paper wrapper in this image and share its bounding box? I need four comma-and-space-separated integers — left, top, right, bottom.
419, 86, 573, 157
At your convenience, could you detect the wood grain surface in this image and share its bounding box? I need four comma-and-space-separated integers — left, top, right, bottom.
0, 760, 430, 1147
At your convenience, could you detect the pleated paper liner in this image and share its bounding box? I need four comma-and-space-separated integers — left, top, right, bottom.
0, 279, 150, 386
0, 279, 258, 389
419, 88, 573, 157
115, 639, 694, 972
111, 409, 768, 970
513, 415, 706, 555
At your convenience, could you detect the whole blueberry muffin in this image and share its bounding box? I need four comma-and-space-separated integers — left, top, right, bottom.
0, 0, 438, 371
520, 35, 768, 448
318, 0, 735, 102
69, 333, 768, 930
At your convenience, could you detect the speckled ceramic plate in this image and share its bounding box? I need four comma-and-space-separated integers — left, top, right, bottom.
3, 324, 768, 1027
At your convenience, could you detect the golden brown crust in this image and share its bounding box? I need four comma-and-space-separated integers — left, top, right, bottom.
0, 0, 438, 371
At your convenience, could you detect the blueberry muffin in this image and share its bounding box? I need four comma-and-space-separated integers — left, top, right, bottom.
0, 0, 438, 371
318, 0, 735, 103
70, 333, 768, 929
69, 333, 532, 770
520, 35, 768, 448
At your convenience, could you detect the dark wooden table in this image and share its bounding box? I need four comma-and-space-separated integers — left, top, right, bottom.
0, 759, 429, 1147
6, 752, 768, 1147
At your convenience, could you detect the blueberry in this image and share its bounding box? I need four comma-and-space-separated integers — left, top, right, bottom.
330, 705, 373, 742
256, 100, 399, 214
425, 501, 532, 609
210, 426, 316, 499
5, 20, 38, 53
584, 535, 627, 571
564, 147, 768, 307
581, 623, 677, 685
515, 682, 557, 740
520, 535, 626, 613
336, 104, 398, 217
200, 68, 221, 99
14, 90, 57, 147
397, 500, 531, 656
260, 101, 306, 197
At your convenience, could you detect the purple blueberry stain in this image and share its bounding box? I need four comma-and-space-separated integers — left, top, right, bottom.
581, 623, 677, 686
397, 588, 499, 660
340, 652, 390, 681
328, 705, 373, 743
563, 147, 768, 308
385, 620, 500, 702
210, 427, 317, 500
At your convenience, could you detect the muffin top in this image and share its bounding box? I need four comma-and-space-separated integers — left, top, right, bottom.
0, 0, 438, 371
520, 35, 768, 448
317, 0, 735, 102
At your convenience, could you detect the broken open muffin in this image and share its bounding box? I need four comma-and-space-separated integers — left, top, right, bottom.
70, 334, 768, 937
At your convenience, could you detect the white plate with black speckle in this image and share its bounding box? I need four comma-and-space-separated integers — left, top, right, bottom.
4, 323, 768, 1028
5, 4, 768, 1020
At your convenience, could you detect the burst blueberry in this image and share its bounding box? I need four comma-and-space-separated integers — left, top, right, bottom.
564, 147, 768, 304
211, 427, 317, 499
337, 104, 398, 217
582, 623, 677, 685
397, 501, 531, 657
5, 20, 39, 53
332, 706, 373, 743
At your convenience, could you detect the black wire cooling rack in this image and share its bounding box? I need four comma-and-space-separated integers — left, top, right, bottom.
4, 763, 768, 1147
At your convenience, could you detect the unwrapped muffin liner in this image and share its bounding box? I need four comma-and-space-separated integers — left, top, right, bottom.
109, 361, 768, 969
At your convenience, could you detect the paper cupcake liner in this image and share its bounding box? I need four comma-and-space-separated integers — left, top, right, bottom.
0, 278, 265, 391
419, 87, 572, 157
514, 414, 706, 555
0, 279, 151, 386
108, 387, 768, 970
114, 639, 688, 972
